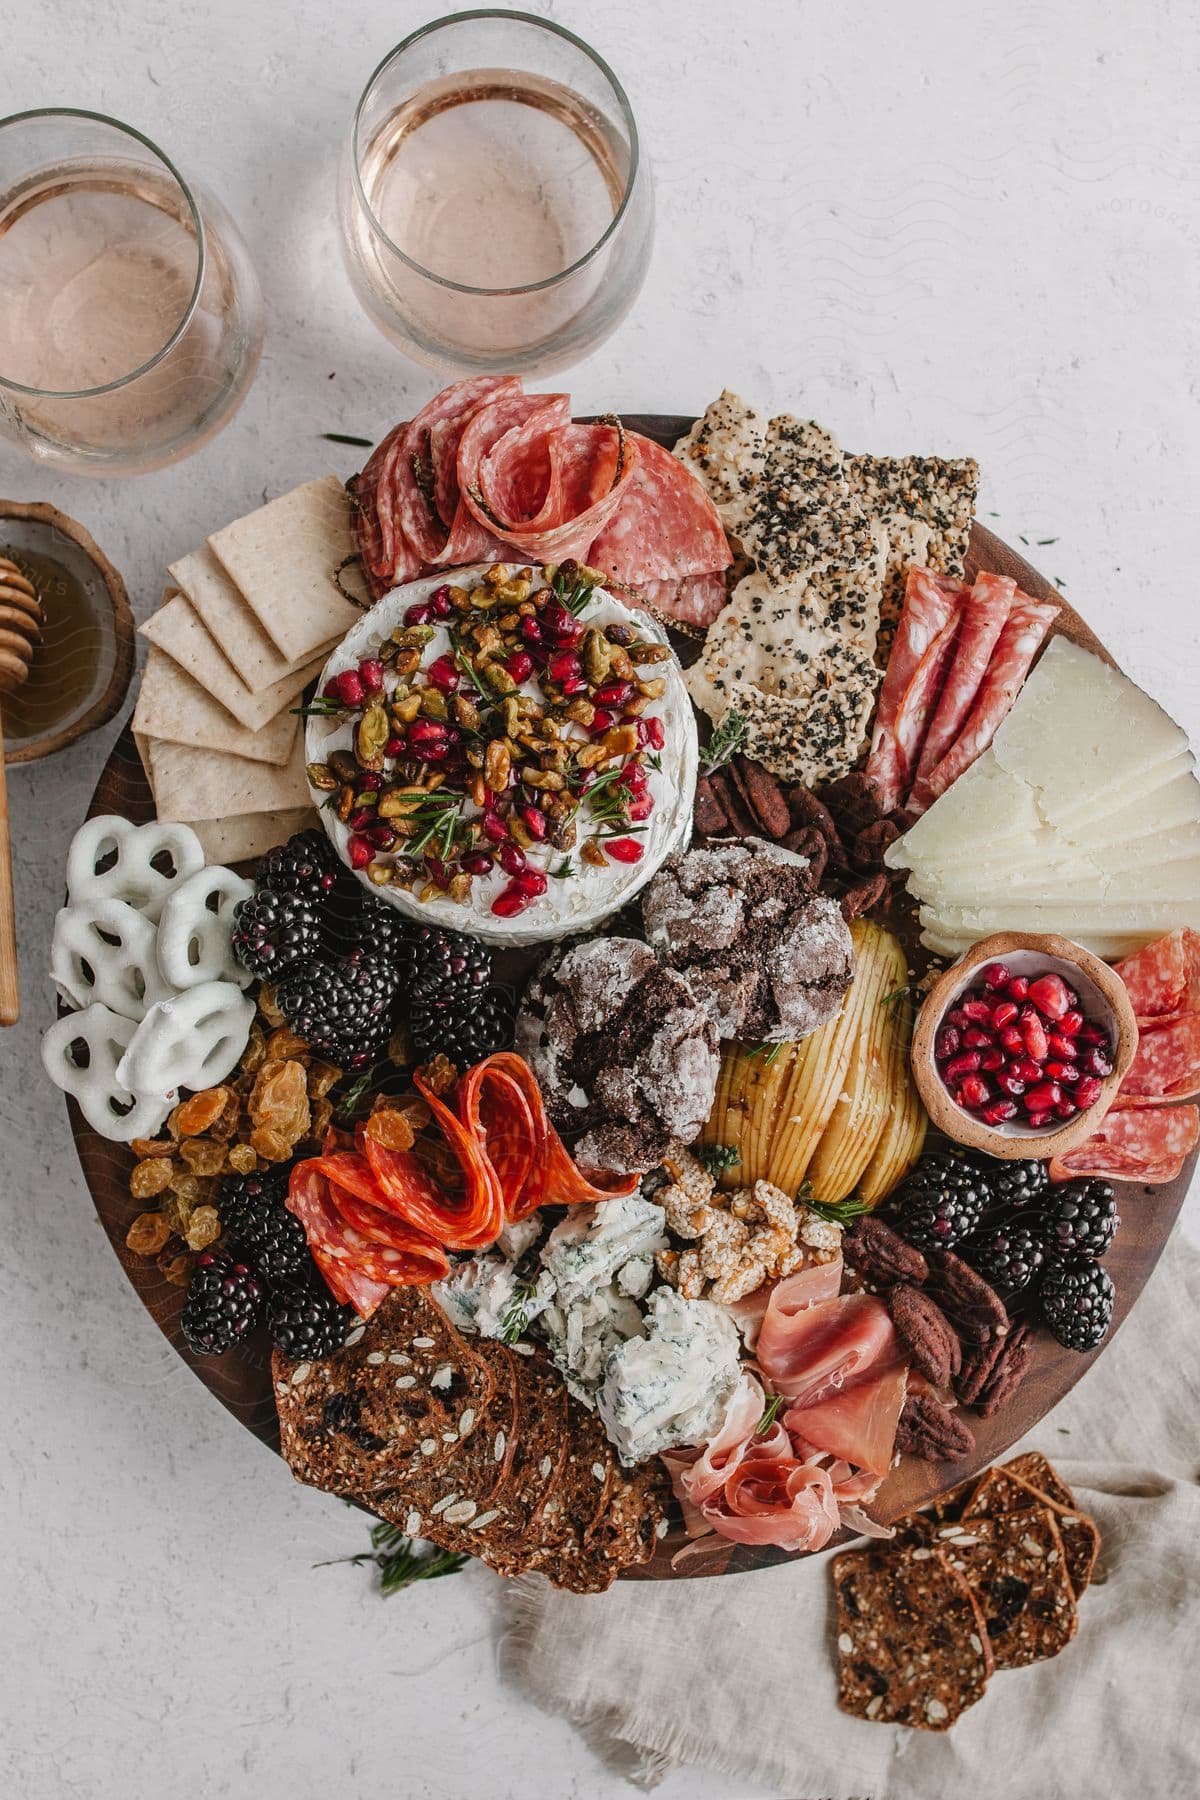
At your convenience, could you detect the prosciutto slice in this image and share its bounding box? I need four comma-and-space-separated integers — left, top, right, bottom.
784, 1354, 908, 1476
921, 591, 1059, 801
907, 571, 1015, 813
865, 566, 967, 812
1047, 1101, 1199, 1184
1115, 929, 1200, 1023
757, 1286, 895, 1401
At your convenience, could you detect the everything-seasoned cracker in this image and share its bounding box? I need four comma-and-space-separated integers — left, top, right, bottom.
834, 1542, 993, 1729
934, 1509, 1078, 1670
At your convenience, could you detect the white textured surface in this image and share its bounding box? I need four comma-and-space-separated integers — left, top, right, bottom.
3, 3, 1198, 1796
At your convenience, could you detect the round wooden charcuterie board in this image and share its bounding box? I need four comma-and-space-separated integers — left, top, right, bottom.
66, 416, 1194, 1579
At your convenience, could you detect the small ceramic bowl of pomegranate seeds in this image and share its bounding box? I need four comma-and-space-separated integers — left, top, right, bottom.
911, 931, 1139, 1160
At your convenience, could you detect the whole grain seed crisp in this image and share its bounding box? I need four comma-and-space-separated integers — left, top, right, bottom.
933, 1508, 1078, 1670
834, 1543, 994, 1729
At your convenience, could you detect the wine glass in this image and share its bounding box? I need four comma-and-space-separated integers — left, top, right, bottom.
338, 10, 654, 376
0, 109, 264, 476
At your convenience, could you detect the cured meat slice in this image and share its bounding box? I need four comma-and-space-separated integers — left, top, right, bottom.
463, 413, 640, 562
922, 592, 1059, 801
586, 433, 731, 588
395, 377, 523, 566
476, 395, 573, 528
907, 571, 1015, 813
888, 611, 961, 807
1047, 1101, 1199, 1184
1118, 1013, 1200, 1102
785, 1354, 909, 1477
411, 1067, 509, 1249
351, 422, 422, 598
429, 375, 523, 526
757, 1288, 895, 1400
865, 566, 966, 812
285, 1162, 394, 1315
440, 390, 572, 566
636, 570, 729, 628
1115, 928, 1200, 1022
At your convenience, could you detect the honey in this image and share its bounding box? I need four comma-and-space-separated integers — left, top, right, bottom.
0, 544, 102, 744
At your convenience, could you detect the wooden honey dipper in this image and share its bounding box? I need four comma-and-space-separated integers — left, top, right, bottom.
0, 553, 42, 1023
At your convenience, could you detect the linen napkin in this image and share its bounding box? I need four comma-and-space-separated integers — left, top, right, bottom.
500, 1233, 1200, 1797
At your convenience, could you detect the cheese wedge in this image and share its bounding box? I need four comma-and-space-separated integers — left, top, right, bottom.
917, 854, 1200, 907
921, 899, 1200, 941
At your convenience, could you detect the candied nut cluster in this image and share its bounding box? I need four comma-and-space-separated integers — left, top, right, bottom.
124, 1011, 342, 1280
653, 1148, 840, 1304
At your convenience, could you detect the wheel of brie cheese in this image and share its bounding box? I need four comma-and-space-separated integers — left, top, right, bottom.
305, 564, 699, 947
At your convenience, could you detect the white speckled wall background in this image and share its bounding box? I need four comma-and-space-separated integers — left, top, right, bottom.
2, 3, 1197, 1795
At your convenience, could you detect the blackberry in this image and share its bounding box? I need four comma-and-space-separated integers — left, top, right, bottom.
268, 1276, 354, 1359
342, 899, 424, 976
1033, 1180, 1118, 1260
1039, 1256, 1115, 1352
969, 1155, 1049, 1209
231, 890, 321, 981
257, 829, 344, 903
218, 1165, 310, 1289
964, 1219, 1045, 1294
404, 924, 493, 996
889, 1155, 989, 1251
410, 982, 515, 1068
181, 1251, 265, 1355
275, 954, 399, 1066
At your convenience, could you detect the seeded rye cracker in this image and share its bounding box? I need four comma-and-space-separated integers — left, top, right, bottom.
834, 1543, 994, 1729
168, 542, 342, 694
965, 1465, 1101, 1595
1003, 1450, 1078, 1511
934, 1509, 1078, 1670
140, 592, 328, 732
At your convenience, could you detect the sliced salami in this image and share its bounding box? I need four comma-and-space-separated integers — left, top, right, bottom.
429, 374, 523, 526
395, 378, 520, 566
1120, 1013, 1200, 1102
463, 413, 640, 562
351, 421, 421, 598
284, 1162, 392, 1314
636, 570, 729, 628
586, 433, 731, 586
440, 390, 571, 566
1047, 1102, 1200, 1185
907, 571, 1015, 813
890, 611, 961, 802
866, 566, 966, 813
922, 592, 1059, 801
1115, 929, 1200, 1022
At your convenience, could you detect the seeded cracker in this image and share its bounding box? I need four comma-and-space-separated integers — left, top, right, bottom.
672, 391, 769, 535
934, 1509, 1079, 1670
1002, 1450, 1078, 1511
964, 1465, 1100, 1596
844, 452, 979, 659
834, 1543, 994, 1729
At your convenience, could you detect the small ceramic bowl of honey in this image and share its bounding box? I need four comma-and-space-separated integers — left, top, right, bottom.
0, 500, 135, 764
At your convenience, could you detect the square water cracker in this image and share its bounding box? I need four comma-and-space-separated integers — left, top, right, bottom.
964, 1463, 1100, 1595
168, 543, 343, 694
207, 476, 368, 664
146, 729, 310, 825
139, 592, 327, 733
933, 1508, 1078, 1670
186, 809, 318, 866
833, 1542, 994, 1730
133, 646, 299, 766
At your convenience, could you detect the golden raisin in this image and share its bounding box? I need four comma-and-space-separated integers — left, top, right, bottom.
250, 1127, 295, 1163
226, 1143, 258, 1176
126, 1211, 171, 1256
130, 1156, 175, 1201
264, 1028, 311, 1064
184, 1205, 222, 1251
172, 1086, 233, 1137
365, 1108, 417, 1152
179, 1138, 227, 1176
160, 1253, 195, 1288
130, 1137, 174, 1160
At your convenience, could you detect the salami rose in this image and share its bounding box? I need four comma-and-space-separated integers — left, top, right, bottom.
587, 433, 731, 623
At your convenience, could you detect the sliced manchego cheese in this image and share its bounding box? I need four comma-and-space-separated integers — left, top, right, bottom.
918, 853, 1200, 907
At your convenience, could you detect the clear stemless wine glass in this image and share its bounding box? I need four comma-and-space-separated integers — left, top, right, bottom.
338, 10, 654, 376
0, 110, 264, 476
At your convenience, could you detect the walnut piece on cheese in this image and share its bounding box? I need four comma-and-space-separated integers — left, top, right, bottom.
655, 1149, 840, 1306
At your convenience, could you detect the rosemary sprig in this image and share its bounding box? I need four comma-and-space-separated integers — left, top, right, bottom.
335, 1071, 371, 1122
757, 1394, 785, 1435
880, 984, 911, 1015
551, 857, 575, 879
317, 1521, 467, 1596
550, 564, 600, 617
292, 695, 347, 718
498, 1278, 537, 1346
699, 709, 749, 772
450, 637, 492, 701
800, 1190, 873, 1226
696, 1143, 740, 1176
746, 1040, 786, 1065
321, 431, 374, 447
400, 794, 466, 861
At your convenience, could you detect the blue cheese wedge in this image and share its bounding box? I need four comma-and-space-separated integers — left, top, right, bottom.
596, 1287, 742, 1467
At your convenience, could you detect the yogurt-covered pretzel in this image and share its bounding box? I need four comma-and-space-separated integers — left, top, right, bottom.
66, 814, 205, 923
51, 898, 173, 1020
117, 979, 255, 1098
156, 866, 254, 991
41, 1004, 174, 1142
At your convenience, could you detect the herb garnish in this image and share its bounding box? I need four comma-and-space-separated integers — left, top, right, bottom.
335, 1071, 372, 1122
550, 562, 600, 617
320, 431, 374, 447
757, 1394, 785, 1434
498, 1278, 537, 1346
799, 1188, 873, 1226
696, 1143, 741, 1176
880, 984, 911, 1014
317, 1521, 467, 1596
551, 857, 575, 879
746, 1040, 786, 1065
699, 709, 749, 772
292, 695, 347, 718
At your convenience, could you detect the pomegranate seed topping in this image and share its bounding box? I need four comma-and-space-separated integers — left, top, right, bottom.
589, 709, 616, 736
505, 650, 535, 683
1012, 1057, 1045, 1083
519, 804, 548, 840
329, 669, 366, 707
594, 679, 635, 709
499, 843, 528, 875
1045, 1061, 1080, 1084
641, 715, 666, 750
542, 602, 583, 643
385, 735, 405, 757
1054, 1097, 1077, 1119
1007, 976, 1030, 1001
357, 771, 383, 791
408, 717, 448, 744
935, 1026, 961, 1060
404, 601, 433, 626
946, 1008, 971, 1029
348, 807, 376, 831
358, 657, 384, 691
415, 742, 450, 763
1074, 1076, 1103, 1108
990, 1000, 1018, 1029
1000, 1026, 1026, 1055
425, 654, 460, 693
606, 836, 644, 863
511, 868, 548, 898
573, 769, 598, 795
347, 835, 372, 870
430, 586, 454, 618
626, 792, 655, 822
547, 649, 582, 683
1025, 1080, 1062, 1112
980, 1049, 1006, 1071
491, 885, 532, 918
958, 1074, 992, 1109
981, 962, 1011, 989
997, 1072, 1027, 1097
1076, 1021, 1108, 1045
962, 1026, 994, 1050
945, 1051, 982, 1080
514, 614, 542, 645
461, 850, 494, 875
983, 1099, 1019, 1125
1047, 1032, 1078, 1059
1026, 1109, 1052, 1129
481, 811, 507, 843
959, 999, 993, 1024
1028, 973, 1071, 1019
365, 823, 396, 850
1022, 1016, 1049, 1061
1082, 1046, 1114, 1078
1059, 1010, 1084, 1036
561, 675, 589, 696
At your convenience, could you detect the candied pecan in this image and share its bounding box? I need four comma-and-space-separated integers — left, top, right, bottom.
895, 1392, 976, 1463
971, 1324, 1036, 1418
930, 1251, 1010, 1345
693, 774, 731, 837
839, 873, 889, 921
843, 1215, 929, 1287
817, 771, 885, 835
730, 756, 791, 838
889, 1285, 962, 1386
850, 818, 901, 872
707, 768, 758, 837
779, 825, 828, 884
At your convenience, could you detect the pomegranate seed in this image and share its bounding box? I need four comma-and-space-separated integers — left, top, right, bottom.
365, 822, 396, 850
348, 807, 376, 831
594, 679, 635, 709
499, 842, 528, 875
990, 1000, 1018, 1030
589, 709, 616, 736
960, 999, 994, 1024
416, 743, 450, 763
962, 1026, 994, 1050
425, 654, 460, 693
1045, 1061, 1080, 1084
983, 1100, 1019, 1125
408, 717, 448, 744
491, 885, 532, 918
547, 649, 582, 683
1012, 1057, 1044, 1083
519, 805, 548, 840
981, 962, 1011, 989
626, 792, 655, 822
1047, 1032, 1078, 1059
573, 769, 598, 795
1022, 1016, 1049, 1061
511, 868, 548, 898
1007, 976, 1030, 1001
385, 735, 405, 757
618, 761, 648, 792
519, 615, 544, 644
561, 675, 589, 696
947, 1008, 971, 1029
1077, 1020, 1108, 1046
358, 657, 384, 691
542, 602, 583, 643
348, 835, 372, 870
357, 771, 383, 791
329, 669, 366, 707
1000, 1025, 1025, 1055
404, 601, 433, 625
505, 650, 534, 683
945, 1051, 982, 1081
641, 715, 666, 750
1028, 973, 1071, 1019
958, 1074, 992, 1109
1025, 1080, 1062, 1111
1054, 1097, 1077, 1119
606, 837, 644, 864
1059, 1010, 1084, 1036
461, 850, 494, 875
1074, 1076, 1103, 1108
935, 1026, 961, 1060
424, 857, 448, 886
997, 1072, 1027, 1097
980, 1049, 1006, 1072
481, 811, 507, 843
430, 586, 454, 618
1026, 1109, 1052, 1129
1082, 1046, 1114, 1078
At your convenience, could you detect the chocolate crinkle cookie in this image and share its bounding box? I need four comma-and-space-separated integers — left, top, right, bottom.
641, 836, 854, 1042
515, 937, 720, 1175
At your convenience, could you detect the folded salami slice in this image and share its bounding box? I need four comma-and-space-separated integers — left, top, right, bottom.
586, 434, 731, 619
1047, 1101, 1199, 1184
1119, 1013, 1200, 1102
460, 1053, 640, 1218
922, 592, 1059, 801
439, 390, 572, 566
463, 412, 640, 562
907, 571, 1015, 814
350, 422, 422, 598
430, 375, 523, 526
286, 1162, 401, 1314
397, 376, 524, 566
1115, 929, 1200, 1023
866, 566, 967, 813
637, 570, 729, 628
